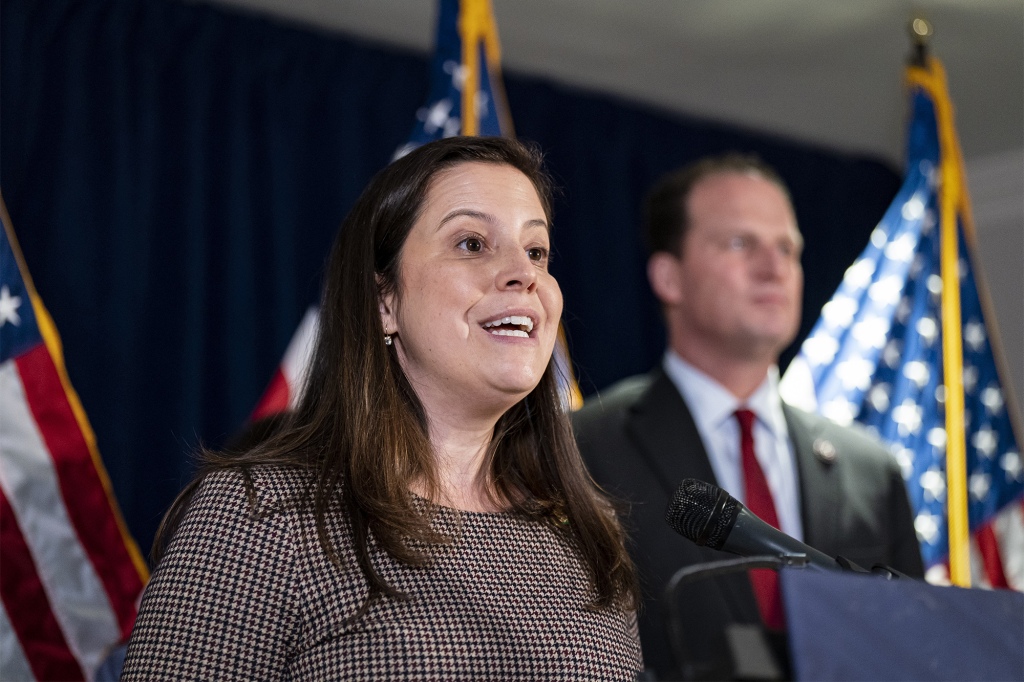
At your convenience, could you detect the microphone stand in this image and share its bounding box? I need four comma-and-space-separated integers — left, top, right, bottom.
662, 554, 809, 680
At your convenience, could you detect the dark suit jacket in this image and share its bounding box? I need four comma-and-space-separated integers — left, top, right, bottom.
572, 368, 923, 680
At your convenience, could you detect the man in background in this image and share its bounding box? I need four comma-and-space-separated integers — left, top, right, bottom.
573, 154, 923, 679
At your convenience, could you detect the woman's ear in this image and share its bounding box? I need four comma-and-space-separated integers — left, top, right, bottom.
377, 276, 398, 337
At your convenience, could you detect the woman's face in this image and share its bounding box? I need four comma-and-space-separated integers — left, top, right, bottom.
381, 161, 563, 422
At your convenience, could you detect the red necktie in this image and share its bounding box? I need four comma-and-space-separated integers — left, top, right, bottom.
735, 408, 785, 631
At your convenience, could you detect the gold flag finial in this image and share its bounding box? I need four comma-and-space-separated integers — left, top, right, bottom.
908, 16, 932, 67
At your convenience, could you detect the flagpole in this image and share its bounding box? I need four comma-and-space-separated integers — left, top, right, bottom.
907, 18, 971, 586
459, 0, 484, 135
942, 51, 1024, 472
479, 0, 514, 138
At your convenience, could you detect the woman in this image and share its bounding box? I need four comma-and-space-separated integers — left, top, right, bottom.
121, 136, 641, 680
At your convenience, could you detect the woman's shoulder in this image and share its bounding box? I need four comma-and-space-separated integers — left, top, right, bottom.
125, 466, 318, 679
196, 462, 316, 516
172, 458, 321, 540
151, 462, 344, 599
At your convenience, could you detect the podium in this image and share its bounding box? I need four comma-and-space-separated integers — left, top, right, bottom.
780, 568, 1024, 681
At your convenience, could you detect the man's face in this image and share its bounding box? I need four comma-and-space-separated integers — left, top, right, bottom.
668, 171, 804, 363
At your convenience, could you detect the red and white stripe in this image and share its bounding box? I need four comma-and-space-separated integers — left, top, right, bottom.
1, 339, 147, 680
250, 307, 319, 421
923, 497, 1024, 591
972, 497, 1024, 590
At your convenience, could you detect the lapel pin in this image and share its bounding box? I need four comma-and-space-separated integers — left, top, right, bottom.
812, 438, 837, 463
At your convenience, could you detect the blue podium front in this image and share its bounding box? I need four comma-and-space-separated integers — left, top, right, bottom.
781, 568, 1023, 681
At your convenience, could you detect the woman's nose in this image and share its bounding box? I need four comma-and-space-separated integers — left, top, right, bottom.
495, 247, 537, 291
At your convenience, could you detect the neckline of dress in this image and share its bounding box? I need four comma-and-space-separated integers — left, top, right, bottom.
409, 490, 516, 518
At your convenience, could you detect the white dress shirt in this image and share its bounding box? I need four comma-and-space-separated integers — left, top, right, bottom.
663, 351, 805, 541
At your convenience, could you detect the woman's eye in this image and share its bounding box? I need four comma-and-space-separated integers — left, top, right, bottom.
527, 247, 549, 263
460, 237, 483, 253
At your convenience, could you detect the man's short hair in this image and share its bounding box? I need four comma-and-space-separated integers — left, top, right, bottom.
643, 153, 792, 256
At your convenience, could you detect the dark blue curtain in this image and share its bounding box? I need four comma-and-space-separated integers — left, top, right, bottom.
1, 0, 900, 557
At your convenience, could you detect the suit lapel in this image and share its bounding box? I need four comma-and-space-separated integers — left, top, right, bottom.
623, 368, 719, 498
625, 368, 761, 629
625, 376, 840, 546
784, 402, 839, 548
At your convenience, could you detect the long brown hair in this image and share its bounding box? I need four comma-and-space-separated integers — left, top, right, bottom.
153, 136, 637, 610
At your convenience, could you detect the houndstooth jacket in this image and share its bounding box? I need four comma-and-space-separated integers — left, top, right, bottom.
121, 465, 642, 680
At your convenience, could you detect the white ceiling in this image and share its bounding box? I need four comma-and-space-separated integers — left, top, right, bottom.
199, 0, 1023, 167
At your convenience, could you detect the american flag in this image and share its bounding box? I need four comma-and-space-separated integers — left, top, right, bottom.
781, 57, 1023, 589
252, 0, 582, 419
0, 202, 148, 679
393, 0, 512, 156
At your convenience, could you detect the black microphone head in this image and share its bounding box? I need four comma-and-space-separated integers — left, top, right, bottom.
665, 478, 739, 550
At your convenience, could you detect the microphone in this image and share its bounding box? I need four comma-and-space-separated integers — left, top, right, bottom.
665, 478, 842, 572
